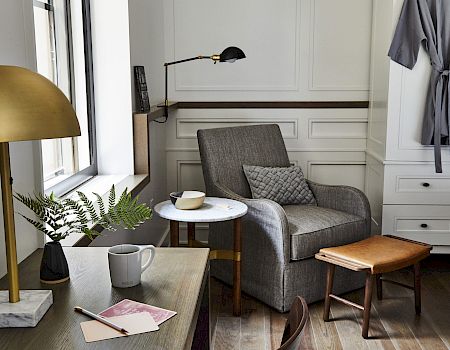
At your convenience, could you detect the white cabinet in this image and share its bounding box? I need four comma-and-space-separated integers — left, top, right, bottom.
382, 206, 450, 254
366, 0, 450, 253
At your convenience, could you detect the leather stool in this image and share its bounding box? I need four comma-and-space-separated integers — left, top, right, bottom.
315, 235, 432, 338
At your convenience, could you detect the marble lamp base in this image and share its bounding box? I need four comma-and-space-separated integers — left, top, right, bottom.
0, 290, 53, 327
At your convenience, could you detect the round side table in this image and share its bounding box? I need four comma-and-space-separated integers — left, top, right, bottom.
154, 197, 248, 316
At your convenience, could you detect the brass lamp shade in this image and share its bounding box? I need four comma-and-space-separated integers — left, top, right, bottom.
0, 66, 81, 142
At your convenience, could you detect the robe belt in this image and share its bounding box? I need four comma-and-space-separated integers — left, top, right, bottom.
432, 66, 449, 173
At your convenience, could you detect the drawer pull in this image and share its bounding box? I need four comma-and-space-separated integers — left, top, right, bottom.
422, 182, 430, 188
420, 223, 428, 228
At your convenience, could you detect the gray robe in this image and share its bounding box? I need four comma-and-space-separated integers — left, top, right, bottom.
388, 0, 450, 173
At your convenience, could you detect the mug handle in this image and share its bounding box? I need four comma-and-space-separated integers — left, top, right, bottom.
140, 245, 156, 272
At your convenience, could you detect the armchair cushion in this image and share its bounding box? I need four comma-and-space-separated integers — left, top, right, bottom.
243, 165, 316, 205
284, 205, 367, 261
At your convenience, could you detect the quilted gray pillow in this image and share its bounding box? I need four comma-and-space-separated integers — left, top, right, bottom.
243, 165, 316, 205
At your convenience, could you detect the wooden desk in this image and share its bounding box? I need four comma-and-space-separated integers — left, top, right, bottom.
0, 247, 210, 349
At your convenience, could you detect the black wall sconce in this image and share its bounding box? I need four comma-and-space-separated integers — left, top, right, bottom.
158, 46, 246, 122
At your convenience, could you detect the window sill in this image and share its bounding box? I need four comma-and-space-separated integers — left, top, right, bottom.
59, 174, 149, 247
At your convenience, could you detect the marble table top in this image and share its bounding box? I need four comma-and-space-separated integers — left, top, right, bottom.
154, 197, 248, 223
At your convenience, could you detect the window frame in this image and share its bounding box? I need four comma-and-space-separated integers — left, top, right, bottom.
35, 0, 98, 196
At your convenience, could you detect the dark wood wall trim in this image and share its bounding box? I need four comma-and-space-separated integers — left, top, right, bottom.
176, 101, 369, 109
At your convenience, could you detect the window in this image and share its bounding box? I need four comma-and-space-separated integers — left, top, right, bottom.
33, 0, 96, 196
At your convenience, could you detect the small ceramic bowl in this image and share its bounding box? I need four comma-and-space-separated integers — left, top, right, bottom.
170, 191, 205, 210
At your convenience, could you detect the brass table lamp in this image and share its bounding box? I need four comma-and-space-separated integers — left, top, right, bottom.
0, 65, 80, 327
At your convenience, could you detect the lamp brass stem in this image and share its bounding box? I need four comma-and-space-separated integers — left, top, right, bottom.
0, 142, 20, 303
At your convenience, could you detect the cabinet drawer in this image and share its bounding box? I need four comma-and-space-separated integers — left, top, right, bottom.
384, 164, 450, 205
382, 205, 450, 247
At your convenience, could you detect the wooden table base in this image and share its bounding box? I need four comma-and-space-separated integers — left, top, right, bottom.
170, 218, 242, 316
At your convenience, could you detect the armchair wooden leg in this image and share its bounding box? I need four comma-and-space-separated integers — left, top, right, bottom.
376, 274, 382, 300
414, 262, 421, 315
323, 263, 335, 322
362, 273, 375, 339
170, 220, 179, 247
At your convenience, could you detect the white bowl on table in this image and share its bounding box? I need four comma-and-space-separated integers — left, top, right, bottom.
169, 191, 205, 210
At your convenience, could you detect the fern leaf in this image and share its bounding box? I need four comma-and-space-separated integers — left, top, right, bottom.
77, 191, 99, 222
93, 192, 106, 217
108, 185, 116, 211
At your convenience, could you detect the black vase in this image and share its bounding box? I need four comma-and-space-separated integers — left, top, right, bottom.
40, 241, 70, 284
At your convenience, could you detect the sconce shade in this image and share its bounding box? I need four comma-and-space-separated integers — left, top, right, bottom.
0, 66, 80, 142
219, 46, 246, 63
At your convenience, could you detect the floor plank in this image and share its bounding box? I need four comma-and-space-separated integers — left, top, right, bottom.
308, 302, 343, 350
351, 291, 397, 350
214, 316, 241, 350
240, 296, 266, 350
210, 257, 450, 350
267, 309, 286, 350
329, 299, 370, 350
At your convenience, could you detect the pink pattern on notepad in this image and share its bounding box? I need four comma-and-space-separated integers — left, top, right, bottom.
99, 299, 176, 325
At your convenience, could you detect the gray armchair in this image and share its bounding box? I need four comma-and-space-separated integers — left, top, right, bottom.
197, 124, 371, 312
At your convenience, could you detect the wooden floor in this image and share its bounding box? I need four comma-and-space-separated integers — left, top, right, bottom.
210, 256, 450, 350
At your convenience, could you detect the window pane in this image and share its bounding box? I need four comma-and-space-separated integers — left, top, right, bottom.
33, 6, 55, 82
34, 1, 96, 193
70, 0, 91, 171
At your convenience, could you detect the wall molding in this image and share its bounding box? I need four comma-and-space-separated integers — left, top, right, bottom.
167, 147, 367, 153
172, 0, 301, 92
308, 0, 371, 92
176, 101, 369, 109
308, 117, 368, 139
176, 117, 298, 139
176, 160, 202, 190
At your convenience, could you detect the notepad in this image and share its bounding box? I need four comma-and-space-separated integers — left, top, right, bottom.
80, 312, 159, 343
99, 299, 177, 325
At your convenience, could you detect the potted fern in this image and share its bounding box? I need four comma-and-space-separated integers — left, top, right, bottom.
14, 185, 152, 284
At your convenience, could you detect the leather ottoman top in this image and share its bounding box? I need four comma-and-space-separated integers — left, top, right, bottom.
317, 235, 432, 274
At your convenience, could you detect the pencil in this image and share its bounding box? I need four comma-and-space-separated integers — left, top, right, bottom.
74, 306, 129, 335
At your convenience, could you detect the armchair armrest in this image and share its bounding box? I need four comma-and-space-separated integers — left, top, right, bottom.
307, 180, 371, 222
213, 183, 291, 265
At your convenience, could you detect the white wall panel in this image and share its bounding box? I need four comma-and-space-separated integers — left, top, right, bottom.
308, 163, 366, 192
166, 109, 368, 196
364, 154, 384, 234
308, 0, 372, 91
172, 0, 299, 91
176, 118, 297, 139
309, 119, 367, 139
164, 0, 373, 101
167, 109, 368, 152
177, 161, 205, 192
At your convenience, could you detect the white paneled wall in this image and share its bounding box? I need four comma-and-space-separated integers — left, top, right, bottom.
167, 109, 367, 192
163, 0, 373, 101
163, 0, 373, 241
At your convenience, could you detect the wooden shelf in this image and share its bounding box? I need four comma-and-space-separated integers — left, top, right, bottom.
133, 101, 177, 122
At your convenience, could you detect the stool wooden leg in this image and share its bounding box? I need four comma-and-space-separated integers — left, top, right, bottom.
414, 262, 421, 315
323, 263, 335, 322
170, 220, 179, 247
362, 273, 375, 339
187, 222, 195, 247
233, 218, 242, 316
376, 274, 382, 300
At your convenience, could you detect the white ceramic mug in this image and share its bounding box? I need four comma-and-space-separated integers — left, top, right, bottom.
108, 244, 155, 288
